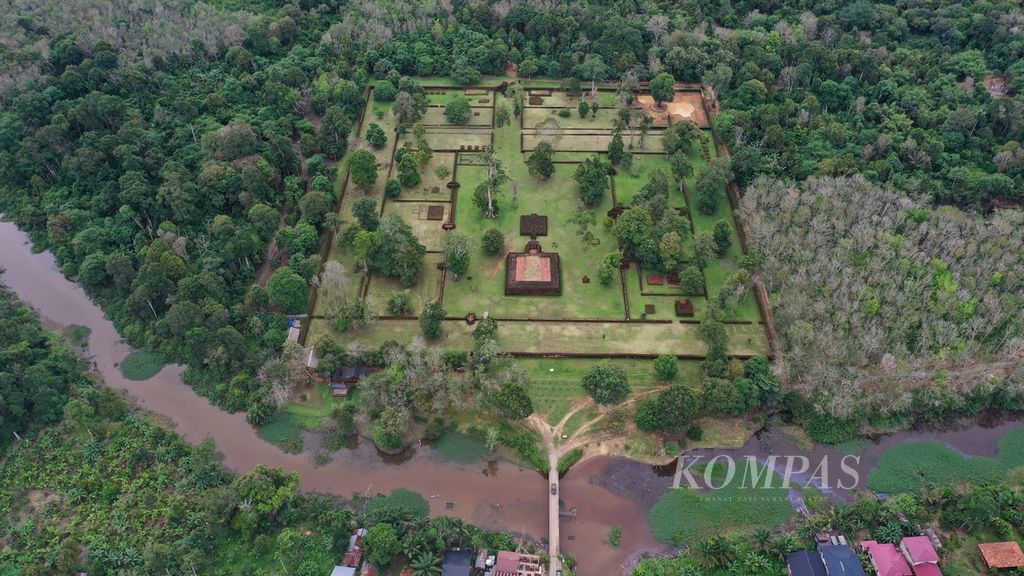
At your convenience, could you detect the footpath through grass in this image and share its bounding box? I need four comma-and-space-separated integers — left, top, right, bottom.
867, 425, 1024, 493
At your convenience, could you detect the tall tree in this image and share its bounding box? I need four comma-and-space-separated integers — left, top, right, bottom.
474, 149, 508, 218
349, 149, 378, 192
442, 232, 471, 280
650, 72, 676, 107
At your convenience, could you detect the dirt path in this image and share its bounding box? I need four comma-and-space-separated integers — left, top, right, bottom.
527, 387, 671, 573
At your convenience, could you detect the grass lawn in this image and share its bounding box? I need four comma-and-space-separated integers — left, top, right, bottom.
689, 417, 763, 450
259, 385, 351, 446
389, 152, 457, 200
442, 165, 625, 319
434, 430, 490, 463
940, 532, 1003, 576
649, 462, 795, 545
523, 132, 665, 153
561, 405, 600, 438
614, 154, 688, 208
258, 411, 304, 446
308, 317, 765, 356
381, 201, 449, 251
623, 263, 710, 321
310, 80, 768, 391
400, 127, 492, 151
680, 148, 760, 322
364, 253, 444, 316
867, 425, 1024, 493
519, 358, 704, 424
526, 89, 617, 109
119, 350, 165, 380
522, 107, 620, 130
421, 105, 494, 126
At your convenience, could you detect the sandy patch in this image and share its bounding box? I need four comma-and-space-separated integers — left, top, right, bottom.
635, 91, 709, 127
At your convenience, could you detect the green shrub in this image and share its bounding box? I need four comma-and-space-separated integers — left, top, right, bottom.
557, 447, 584, 476
608, 526, 622, 547
443, 350, 468, 369
64, 324, 91, 348
373, 423, 403, 451
491, 423, 549, 473
482, 228, 505, 256
424, 417, 445, 441
654, 355, 678, 381
581, 364, 631, 405
120, 350, 165, 380
387, 290, 414, 315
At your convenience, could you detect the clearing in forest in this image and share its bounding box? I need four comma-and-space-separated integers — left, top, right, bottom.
306, 79, 769, 370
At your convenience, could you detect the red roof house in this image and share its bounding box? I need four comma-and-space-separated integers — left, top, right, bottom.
494, 551, 520, 576
861, 541, 912, 576
901, 536, 942, 576
979, 542, 1024, 570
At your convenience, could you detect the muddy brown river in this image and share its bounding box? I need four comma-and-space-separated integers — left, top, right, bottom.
3, 219, 1021, 576
0, 220, 669, 575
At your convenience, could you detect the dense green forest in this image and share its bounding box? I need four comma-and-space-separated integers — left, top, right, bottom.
0, 284, 86, 453
0, 285, 517, 575
0, 0, 1021, 422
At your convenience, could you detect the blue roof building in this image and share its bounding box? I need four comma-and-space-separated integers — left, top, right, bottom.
818, 544, 867, 576
788, 550, 828, 576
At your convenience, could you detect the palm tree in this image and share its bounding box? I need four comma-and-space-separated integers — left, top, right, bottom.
409, 552, 442, 576
752, 528, 774, 554
698, 535, 736, 569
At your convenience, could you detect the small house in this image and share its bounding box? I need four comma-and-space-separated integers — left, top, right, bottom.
347, 527, 368, 553
979, 542, 1024, 571
860, 540, 912, 576
326, 367, 373, 396
900, 535, 942, 576
787, 550, 827, 576
488, 551, 543, 576
330, 567, 356, 576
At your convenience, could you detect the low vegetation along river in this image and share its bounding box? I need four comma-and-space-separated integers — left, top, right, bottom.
3, 218, 1022, 575
0, 220, 669, 575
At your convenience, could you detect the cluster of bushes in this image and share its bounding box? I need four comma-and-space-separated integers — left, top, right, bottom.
637, 355, 780, 436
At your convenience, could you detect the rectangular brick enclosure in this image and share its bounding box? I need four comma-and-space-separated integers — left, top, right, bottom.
519, 214, 548, 237
506, 252, 562, 296
426, 205, 445, 220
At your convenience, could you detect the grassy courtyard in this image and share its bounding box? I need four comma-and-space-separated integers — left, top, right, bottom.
307, 80, 770, 420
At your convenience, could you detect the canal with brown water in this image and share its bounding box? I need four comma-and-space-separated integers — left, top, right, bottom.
2, 219, 1021, 576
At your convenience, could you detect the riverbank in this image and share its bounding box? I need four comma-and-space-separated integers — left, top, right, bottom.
0, 220, 672, 574
5, 218, 1024, 576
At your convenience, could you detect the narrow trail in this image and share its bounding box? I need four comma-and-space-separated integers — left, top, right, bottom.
527, 386, 671, 575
